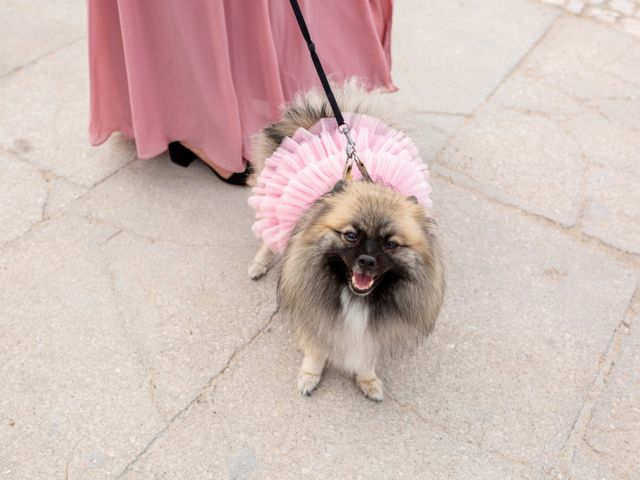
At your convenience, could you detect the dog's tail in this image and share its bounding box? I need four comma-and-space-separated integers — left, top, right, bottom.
248, 78, 394, 185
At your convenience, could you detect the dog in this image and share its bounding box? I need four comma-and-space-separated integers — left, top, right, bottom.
248, 83, 445, 401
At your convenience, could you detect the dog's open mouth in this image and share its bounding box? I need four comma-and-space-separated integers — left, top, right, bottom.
349, 271, 379, 296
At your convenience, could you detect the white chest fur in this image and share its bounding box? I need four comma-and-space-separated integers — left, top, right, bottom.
338, 289, 377, 374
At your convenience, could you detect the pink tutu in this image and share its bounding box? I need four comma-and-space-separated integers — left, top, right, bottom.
248, 113, 433, 252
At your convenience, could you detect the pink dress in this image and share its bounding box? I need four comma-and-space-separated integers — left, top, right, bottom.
88, 0, 395, 173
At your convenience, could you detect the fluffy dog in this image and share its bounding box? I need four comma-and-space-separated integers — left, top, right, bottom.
249, 84, 445, 401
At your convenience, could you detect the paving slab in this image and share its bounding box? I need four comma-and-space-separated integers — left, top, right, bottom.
0, 156, 277, 478
392, 0, 558, 114
0, 40, 135, 188
434, 88, 586, 226
0, 214, 165, 479
437, 15, 640, 246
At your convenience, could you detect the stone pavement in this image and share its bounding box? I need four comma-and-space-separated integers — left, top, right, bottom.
1, 1, 639, 478
539, 0, 640, 36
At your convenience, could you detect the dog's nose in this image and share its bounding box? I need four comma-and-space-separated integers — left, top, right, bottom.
357, 255, 377, 270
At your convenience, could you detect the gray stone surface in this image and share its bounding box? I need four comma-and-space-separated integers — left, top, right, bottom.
437, 16, 640, 246
570, 301, 640, 479
584, 166, 640, 254
1, 1, 640, 479
69, 158, 261, 249
0, 183, 276, 479
0, 214, 165, 479
0, 153, 86, 244
392, 0, 558, 114
4, 0, 87, 32
538, 0, 640, 36
0, 1, 83, 76
434, 79, 587, 226
519, 16, 640, 122
0, 153, 48, 243
0, 41, 135, 188
70, 157, 277, 420
400, 113, 468, 164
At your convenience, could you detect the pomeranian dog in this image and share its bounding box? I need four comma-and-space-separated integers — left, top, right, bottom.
248, 83, 445, 401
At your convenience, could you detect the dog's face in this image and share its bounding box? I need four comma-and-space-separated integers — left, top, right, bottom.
335, 223, 399, 296
299, 181, 435, 298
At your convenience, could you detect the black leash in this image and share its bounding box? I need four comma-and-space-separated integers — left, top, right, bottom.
288, 0, 372, 182
288, 0, 344, 126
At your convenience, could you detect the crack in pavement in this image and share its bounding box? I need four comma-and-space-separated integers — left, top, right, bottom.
549, 282, 639, 477
63, 439, 81, 480
99, 229, 123, 247
2, 149, 90, 197
0, 157, 137, 253
431, 169, 640, 270
387, 392, 539, 473
0, 36, 86, 81
470, 13, 562, 121
114, 309, 278, 478
85, 213, 258, 248
386, 391, 470, 443
85, 216, 218, 249
87, 215, 259, 250
426, 12, 561, 173
39, 181, 51, 223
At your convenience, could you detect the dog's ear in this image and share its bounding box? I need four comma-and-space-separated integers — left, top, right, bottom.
329, 180, 346, 194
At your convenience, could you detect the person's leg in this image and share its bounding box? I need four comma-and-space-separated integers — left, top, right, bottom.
180, 142, 233, 179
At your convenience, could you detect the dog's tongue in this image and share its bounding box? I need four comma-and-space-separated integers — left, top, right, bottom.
352, 272, 374, 291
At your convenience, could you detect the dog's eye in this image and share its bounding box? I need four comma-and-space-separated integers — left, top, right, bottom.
344, 232, 358, 243
384, 239, 399, 250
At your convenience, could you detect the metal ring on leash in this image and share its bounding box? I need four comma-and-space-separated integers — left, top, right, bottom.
338, 123, 372, 182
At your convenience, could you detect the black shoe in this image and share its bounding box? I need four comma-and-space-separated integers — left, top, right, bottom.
168, 142, 252, 186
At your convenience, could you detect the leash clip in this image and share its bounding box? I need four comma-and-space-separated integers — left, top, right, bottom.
339, 123, 357, 159
339, 123, 372, 182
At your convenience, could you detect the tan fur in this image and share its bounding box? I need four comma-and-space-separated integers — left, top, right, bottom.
248, 83, 445, 400
279, 182, 445, 400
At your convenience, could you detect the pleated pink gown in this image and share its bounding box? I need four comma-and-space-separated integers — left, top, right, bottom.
88, 0, 395, 173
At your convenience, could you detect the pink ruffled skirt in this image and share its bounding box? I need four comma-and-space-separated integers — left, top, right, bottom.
249, 113, 432, 252
88, 0, 395, 173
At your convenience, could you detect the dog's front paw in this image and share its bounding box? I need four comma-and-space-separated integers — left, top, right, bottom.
247, 260, 268, 280
357, 376, 384, 402
297, 371, 322, 396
